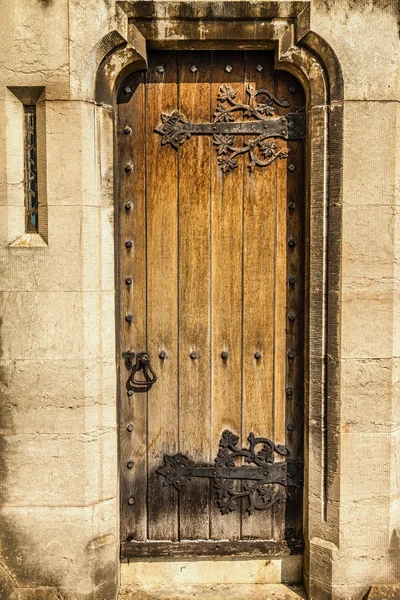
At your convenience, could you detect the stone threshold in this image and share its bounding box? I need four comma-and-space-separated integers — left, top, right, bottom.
118, 583, 307, 599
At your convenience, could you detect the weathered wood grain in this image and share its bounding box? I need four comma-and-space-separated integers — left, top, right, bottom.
146, 51, 179, 541
278, 70, 305, 543
272, 68, 290, 543
241, 51, 276, 540
178, 51, 212, 540
118, 72, 148, 542
121, 539, 303, 559
210, 51, 244, 541
117, 50, 305, 551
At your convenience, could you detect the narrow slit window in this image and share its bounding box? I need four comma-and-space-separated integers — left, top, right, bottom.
24, 105, 38, 232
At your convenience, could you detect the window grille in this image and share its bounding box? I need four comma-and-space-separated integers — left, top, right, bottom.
24, 105, 38, 232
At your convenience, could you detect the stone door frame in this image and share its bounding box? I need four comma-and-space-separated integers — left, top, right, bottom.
94, 2, 344, 597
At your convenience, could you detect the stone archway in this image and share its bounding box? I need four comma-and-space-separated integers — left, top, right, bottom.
95, 3, 344, 597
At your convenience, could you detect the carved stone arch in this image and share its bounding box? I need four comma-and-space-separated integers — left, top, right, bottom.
95, 27, 147, 107
273, 24, 344, 600
93, 4, 344, 598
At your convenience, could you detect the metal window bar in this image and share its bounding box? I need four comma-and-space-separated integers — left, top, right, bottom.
24, 105, 38, 232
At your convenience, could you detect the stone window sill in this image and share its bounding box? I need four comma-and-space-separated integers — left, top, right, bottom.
9, 233, 48, 248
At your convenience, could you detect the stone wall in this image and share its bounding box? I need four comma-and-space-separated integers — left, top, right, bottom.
0, 2, 124, 598
310, 2, 400, 598
0, 1, 399, 600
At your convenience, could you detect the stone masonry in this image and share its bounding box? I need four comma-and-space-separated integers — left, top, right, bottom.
0, 1, 399, 599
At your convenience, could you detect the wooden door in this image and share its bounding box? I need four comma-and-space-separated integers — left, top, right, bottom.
117, 51, 305, 560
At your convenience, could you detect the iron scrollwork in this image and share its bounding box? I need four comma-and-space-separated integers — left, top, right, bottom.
157, 430, 301, 515
213, 83, 289, 173
155, 84, 305, 173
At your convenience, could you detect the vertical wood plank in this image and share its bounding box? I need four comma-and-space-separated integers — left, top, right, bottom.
118, 72, 148, 542
273, 159, 288, 445
146, 51, 179, 541
210, 51, 244, 540
273, 157, 287, 451
178, 51, 212, 540
271, 75, 289, 539
241, 51, 276, 539
276, 71, 306, 543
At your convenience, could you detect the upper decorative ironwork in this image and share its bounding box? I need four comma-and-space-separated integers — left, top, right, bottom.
157, 111, 192, 149
214, 82, 289, 121
156, 429, 301, 515
154, 84, 305, 173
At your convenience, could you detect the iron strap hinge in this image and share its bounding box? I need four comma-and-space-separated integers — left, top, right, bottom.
156, 113, 305, 140
154, 83, 305, 173
157, 430, 303, 515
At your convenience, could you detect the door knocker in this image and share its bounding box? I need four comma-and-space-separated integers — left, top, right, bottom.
123, 351, 157, 393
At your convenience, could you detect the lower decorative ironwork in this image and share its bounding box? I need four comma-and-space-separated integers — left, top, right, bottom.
157, 430, 302, 515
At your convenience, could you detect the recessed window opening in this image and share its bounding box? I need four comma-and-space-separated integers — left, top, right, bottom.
24, 104, 38, 233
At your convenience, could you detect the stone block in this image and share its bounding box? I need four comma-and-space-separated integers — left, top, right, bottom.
1, 206, 82, 292
342, 102, 398, 206
0, 499, 117, 592
0, 291, 86, 360
0, 1, 69, 99
68, 0, 128, 101
390, 431, 400, 518
340, 358, 393, 433
342, 204, 395, 287
1, 428, 116, 506
96, 107, 115, 209
81, 206, 116, 293
100, 291, 117, 361
392, 296, 400, 359
307, 577, 333, 600
0, 358, 116, 435
121, 556, 302, 587
341, 290, 393, 359
340, 433, 391, 503
118, 583, 306, 600
340, 496, 390, 554
333, 555, 395, 588
311, 4, 400, 101
45, 102, 97, 207
6, 206, 26, 245
0, 205, 114, 293
329, 584, 370, 600
3, 89, 24, 209
0, 290, 116, 361
100, 207, 116, 292
308, 538, 337, 588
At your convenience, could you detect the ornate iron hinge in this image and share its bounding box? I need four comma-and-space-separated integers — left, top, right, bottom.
155, 83, 305, 173
157, 430, 302, 515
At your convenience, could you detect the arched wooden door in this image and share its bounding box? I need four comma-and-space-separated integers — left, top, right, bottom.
117, 50, 305, 560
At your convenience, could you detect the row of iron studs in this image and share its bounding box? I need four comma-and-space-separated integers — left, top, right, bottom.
286, 154, 297, 435
120, 111, 135, 512
152, 60, 297, 97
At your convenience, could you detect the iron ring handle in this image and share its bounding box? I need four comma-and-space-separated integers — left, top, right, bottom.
129, 352, 157, 386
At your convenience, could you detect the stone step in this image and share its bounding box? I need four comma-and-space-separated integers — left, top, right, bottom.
119, 584, 307, 600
